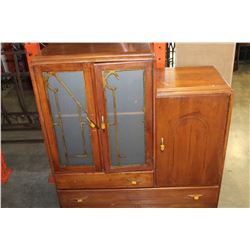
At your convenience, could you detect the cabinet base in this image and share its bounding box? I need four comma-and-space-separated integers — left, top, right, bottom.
57, 186, 219, 208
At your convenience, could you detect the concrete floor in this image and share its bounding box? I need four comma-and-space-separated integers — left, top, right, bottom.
1, 141, 59, 208
218, 64, 250, 207
1, 64, 249, 208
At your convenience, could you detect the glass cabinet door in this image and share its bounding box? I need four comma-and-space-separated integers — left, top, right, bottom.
94, 62, 153, 172
38, 64, 99, 171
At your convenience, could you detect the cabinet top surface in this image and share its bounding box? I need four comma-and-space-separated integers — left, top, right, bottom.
156, 66, 232, 97
32, 43, 154, 65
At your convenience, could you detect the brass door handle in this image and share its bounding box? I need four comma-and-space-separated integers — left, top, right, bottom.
89, 121, 96, 129
86, 117, 96, 129
188, 194, 203, 201
160, 137, 165, 152
101, 115, 106, 130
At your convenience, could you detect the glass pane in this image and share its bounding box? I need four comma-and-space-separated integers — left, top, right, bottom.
103, 70, 145, 166
44, 71, 93, 166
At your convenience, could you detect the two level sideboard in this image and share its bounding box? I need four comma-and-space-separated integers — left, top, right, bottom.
30, 43, 233, 207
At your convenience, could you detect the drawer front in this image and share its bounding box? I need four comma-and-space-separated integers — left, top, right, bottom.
58, 186, 219, 208
55, 171, 153, 189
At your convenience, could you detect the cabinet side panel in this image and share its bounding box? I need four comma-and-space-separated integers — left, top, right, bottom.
30, 66, 56, 173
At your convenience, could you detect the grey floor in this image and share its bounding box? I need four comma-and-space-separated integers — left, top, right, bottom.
1, 142, 59, 207
218, 64, 250, 207
1, 64, 250, 208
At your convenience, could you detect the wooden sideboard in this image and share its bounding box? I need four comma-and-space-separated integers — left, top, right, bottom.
30, 43, 233, 207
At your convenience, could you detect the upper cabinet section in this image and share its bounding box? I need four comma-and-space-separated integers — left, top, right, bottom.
31, 44, 154, 173
31, 43, 154, 65
155, 66, 232, 98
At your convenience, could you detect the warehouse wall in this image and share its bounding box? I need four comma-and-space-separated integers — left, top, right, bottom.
175, 43, 236, 85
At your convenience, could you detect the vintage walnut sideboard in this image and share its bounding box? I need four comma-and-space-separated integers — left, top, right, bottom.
30, 43, 233, 207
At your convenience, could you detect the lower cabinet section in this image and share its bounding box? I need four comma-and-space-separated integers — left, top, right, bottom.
58, 186, 219, 208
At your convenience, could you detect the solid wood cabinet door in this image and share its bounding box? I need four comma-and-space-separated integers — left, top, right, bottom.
33, 64, 101, 172
94, 61, 153, 172
156, 93, 231, 187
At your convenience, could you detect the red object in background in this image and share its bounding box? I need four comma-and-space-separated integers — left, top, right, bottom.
1, 151, 12, 184
153, 43, 166, 69
24, 43, 41, 69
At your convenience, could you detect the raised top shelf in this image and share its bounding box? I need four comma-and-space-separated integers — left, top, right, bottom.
156, 66, 232, 97
32, 43, 154, 65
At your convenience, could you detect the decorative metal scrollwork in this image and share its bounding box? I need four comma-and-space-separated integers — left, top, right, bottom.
44, 72, 92, 163
102, 70, 126, 165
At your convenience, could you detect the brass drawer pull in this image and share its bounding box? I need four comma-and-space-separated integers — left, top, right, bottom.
160, 137, 165, 152
73, 196, 88, 203
188, 194, 203, 201
127, 178, 142, 185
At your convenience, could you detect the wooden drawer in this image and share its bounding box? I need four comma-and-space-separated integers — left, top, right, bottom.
55, 171, 153, 189
57, 186, 219, 208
